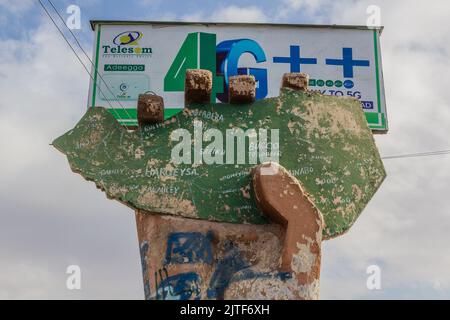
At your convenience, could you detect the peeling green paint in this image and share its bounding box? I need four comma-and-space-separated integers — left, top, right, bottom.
53, 89, 385, 239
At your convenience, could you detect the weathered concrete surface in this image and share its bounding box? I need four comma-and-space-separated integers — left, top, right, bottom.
136, 208, 322, 300
228, 75, 256, 104
136, 212, 282, 300
185, 69, 212, 105
53, 88, 385, 238
252, 162, 322, 285
135, 161, 322, 300
137, 93, 164, 126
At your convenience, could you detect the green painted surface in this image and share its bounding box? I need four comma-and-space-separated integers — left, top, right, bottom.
91, 25, 101, 107
53, 89, 386, 239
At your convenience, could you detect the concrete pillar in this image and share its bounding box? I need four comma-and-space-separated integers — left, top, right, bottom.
135, 162, 323, 300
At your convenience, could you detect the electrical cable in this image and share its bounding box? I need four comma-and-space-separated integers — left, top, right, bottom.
382, 149, 450, 160
47, 0, 133, 121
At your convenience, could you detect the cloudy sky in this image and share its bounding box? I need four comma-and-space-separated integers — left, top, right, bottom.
0, 0, 449, 299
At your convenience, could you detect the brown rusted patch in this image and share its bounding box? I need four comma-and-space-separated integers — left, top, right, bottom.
281, 72, 309, 91
137, 93, 164, 126
136, 193, 197, 218
185, 69, 212, 105
229, 75, 256, 104
293, 101, 363, 139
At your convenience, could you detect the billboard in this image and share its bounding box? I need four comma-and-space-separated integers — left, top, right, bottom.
88, 21, 388, 131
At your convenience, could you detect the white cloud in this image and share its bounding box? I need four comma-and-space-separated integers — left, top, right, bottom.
285, 0, 325, 11
0, 11, 7, 26
0, 0, 34, 14
211, 5, 268, 23
139, 0, 158, 5
0, 18, 142, 299
0, 0, 34, 26
0, 263, 58, 299
181, 5, 268, 23
276, 0, 329, 21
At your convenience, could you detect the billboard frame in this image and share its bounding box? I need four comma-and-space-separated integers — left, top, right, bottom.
88, 20, 387, 132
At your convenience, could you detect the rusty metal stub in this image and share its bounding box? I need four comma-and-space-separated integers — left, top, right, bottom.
137, 93, 164, 126
282, 73, 309, 91
228, 75, 256, 104
185, 69, 213, 105
52, 89, 386, 239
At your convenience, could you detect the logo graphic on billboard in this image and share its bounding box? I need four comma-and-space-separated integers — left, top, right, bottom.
103, 31, 152, 56
113, 31, 142, 46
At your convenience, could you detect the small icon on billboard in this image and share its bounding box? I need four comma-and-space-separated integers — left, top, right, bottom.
361, 101, 374, 110
113, 31, 142, 46
120, 83, 129, 92
343, 80, 354, 89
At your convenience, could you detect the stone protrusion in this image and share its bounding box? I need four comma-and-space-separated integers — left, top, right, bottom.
137, 93, 164, 127
185, 69, 213, 105
281, 72, 309, 91
252, 162, 323, 290
229, 75, 256, 104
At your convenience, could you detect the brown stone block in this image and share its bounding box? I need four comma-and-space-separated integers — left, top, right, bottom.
229, 75, 256, 104
184, 69, 212, 104
252, 162, 323, 286
281, 72, 309, 91
137, 93, 164, 127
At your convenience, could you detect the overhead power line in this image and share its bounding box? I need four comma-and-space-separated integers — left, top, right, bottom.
38, 0, 131, 122
46, 0, 132, 121
37, 0, 121, 120
381, 149, 450, 160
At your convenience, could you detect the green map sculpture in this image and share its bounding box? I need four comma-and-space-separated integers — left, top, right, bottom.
53, 89, 386, 239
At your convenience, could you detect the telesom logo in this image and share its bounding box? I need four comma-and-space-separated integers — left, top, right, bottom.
102, 31, 152, 55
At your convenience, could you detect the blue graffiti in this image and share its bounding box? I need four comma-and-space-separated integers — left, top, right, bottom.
165, 231, 213, 265
139, 241, 151, 300
154, 270, 201, 300
207, 240, 249, 299
206, 240, 293, 299
148, 232, 293, 300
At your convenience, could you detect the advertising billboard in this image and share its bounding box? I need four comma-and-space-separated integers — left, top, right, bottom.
88, 21, 387, 131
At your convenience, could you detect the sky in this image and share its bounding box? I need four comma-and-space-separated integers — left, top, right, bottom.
0, 0, 449, 299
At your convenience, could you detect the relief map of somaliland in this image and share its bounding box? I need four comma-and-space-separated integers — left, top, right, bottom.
53, 89, 386, 239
